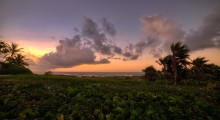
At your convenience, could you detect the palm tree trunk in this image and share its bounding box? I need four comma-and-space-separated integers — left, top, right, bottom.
173, 66, 177, 85
172, 57, 177, 85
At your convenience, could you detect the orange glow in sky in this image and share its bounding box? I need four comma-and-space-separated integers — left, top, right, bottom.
1, 1, 220, 73
19, 41, 220, 73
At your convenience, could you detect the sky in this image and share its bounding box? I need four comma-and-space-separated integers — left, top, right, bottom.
0, 0, 220, 73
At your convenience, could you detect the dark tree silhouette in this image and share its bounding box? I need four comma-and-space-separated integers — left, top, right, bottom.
8, 42, 23, 58
156, 42, 190, 85
0, 40, 31, 74
7, 54, 29, 67
170, 42, 190, 85
156, 55, 173, 83
0, 40, 9, 61
191, 57, 209, 81
143, 66, 158, 81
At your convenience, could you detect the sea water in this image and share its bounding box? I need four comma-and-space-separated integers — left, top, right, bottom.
53, 72, 144, 77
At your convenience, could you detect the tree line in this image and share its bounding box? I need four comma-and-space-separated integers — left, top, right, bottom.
143, 42, 220, 85
0, 40, 32, 74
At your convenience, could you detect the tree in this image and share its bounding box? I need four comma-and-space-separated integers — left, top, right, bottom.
7, 54, 29, 67
142, 66, 158, 81
7, 42, 22, 58
191, 57, 209, 81
0, 40, 32, 74
156, 42, 190, 85
170, 42, 190, 85
0, 40, 9, 61
156, 55, 173, 83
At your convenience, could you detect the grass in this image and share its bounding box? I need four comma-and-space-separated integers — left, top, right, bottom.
0, 74, 220, 119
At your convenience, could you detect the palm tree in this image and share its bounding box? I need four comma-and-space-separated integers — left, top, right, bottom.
157, 55, 173, 73
157, 42, 190, 85
191, 57, 209, 81
156, 55, 174, 84
170, 42, 190, 85
8, 54, 28, 67
0, 41, 9, 61
8, 42, 23, 57
142, 66, 158, 81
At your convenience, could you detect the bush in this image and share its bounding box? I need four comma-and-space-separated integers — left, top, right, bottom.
0, 62, 32, 74
44, 71, 53, 75
143, 66, 158, 81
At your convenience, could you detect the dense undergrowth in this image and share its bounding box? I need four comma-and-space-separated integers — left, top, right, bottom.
0, 74, 219, 119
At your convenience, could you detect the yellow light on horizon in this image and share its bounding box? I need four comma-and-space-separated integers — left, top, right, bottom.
24, 47, 49, 57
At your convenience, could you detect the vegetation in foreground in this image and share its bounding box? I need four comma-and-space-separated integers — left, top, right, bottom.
0, 74, 220, 119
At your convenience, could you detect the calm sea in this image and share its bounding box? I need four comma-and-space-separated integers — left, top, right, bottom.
53, 72, 144, 77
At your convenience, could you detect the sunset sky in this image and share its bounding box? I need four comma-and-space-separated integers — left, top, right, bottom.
0, 0, 220, 73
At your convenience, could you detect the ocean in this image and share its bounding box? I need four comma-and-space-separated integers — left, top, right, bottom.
53, 72, 144, 77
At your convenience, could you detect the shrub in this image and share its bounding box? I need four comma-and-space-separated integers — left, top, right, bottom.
0, 62, 32, 74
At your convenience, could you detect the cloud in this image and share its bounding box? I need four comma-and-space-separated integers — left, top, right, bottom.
121, 14, 185, 59
122, 42, 147, 60
81, 17, 100, 39
185, 7, 220, 51
101, 18, 117, 36
136, 8, 220, 57
95, 58, 110, 64
38, 35, 109, 70
34, 17, 121, 70
81, 17, 121, 55
140, 14, 185, 57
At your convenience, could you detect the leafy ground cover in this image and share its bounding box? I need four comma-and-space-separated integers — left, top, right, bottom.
0, 74, 219, 119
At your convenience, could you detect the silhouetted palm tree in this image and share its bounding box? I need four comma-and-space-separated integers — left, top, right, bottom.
8, 42, 22, 57
170, 42, 190, 85
8, 54, 28, 67
156, 55, 173, 84
0, 41, 9, 61
157, 55, 173, 73
191, 57, 208, 81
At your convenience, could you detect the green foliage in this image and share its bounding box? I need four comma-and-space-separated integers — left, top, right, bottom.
0, 62, 32, 74
0, 75, 219, 119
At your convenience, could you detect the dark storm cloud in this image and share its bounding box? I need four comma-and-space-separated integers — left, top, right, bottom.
185, 7, 220, 51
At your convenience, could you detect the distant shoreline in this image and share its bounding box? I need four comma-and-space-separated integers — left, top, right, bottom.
52, 72, 144, 77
